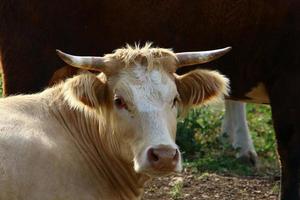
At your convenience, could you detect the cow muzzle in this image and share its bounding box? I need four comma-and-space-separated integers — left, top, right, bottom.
148, 146, 179, 170
143, 145, 181, 175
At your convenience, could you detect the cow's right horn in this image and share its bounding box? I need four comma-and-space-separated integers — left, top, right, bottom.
56, 50, 113, 74
175, 47, 232, 68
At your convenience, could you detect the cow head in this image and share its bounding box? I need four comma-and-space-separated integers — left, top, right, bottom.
57, 44, 230, 176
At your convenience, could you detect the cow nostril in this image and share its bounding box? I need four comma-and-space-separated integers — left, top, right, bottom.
148, 148, 159, 162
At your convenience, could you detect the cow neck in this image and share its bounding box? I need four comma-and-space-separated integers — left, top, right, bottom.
49, 98, 150, 200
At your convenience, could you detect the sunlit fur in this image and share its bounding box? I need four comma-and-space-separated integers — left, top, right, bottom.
0, 44, 229, 200
104, 43, 177, 72
175, 69, 230, 116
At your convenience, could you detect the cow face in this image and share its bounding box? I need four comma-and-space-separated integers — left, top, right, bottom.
57, 44, 230, 176
108, 64, 181, 175
106, 63, 229, 176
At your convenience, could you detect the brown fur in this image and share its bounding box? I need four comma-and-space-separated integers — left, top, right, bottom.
175, 69, 229, 114
0, 0, 290, 98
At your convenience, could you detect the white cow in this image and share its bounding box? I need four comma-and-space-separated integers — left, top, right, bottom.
0, 44, 230, 200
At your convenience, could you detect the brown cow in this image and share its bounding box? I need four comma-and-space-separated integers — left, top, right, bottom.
0, 1, 299, 199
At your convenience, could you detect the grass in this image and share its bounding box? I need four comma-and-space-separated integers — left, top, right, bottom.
176, 103, 279, 177
169, 178, 184, 200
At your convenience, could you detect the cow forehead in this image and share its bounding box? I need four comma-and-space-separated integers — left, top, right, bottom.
115, 65, 177, 110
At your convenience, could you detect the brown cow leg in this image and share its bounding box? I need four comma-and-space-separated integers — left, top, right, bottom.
274, 120, 300, 200
270, 82, 300, 200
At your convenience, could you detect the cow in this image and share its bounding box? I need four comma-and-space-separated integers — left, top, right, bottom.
0, 1, 298, 199
0, 45, 230, 200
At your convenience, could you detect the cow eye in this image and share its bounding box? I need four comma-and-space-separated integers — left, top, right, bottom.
114, 96, 127, 110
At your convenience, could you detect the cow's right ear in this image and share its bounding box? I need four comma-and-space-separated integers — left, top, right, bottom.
175, 69, 229, 113
63, 73, 108, 110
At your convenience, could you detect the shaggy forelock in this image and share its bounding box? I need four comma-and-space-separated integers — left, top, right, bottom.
103, 43, 177, 71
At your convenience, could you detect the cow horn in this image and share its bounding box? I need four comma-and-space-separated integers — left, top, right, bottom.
175, 47, 232, 68
56, 50, 111, 73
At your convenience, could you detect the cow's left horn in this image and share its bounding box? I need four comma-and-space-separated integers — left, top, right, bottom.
56, 50, 111, 73
175, 47, 232, 68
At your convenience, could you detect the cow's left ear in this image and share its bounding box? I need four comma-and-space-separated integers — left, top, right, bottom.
63, 73, 108, 110
175, 69, 229, 110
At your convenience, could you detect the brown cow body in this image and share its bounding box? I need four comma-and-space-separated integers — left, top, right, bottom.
0, 1, 299, 199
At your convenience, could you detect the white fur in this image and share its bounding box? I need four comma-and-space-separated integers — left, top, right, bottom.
112, 65, 182, 174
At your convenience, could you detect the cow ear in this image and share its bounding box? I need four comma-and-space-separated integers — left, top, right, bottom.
63, 73, 108, 110
175, 69, 229, 110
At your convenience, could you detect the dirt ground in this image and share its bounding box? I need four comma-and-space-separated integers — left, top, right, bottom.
143, 170, 279, 200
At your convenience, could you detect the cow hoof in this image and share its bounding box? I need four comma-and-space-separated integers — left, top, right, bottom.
237, 151, 258, 167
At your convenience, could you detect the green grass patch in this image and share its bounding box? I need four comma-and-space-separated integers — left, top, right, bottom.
176, 103, 279, 177
169, 179, 184, 200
